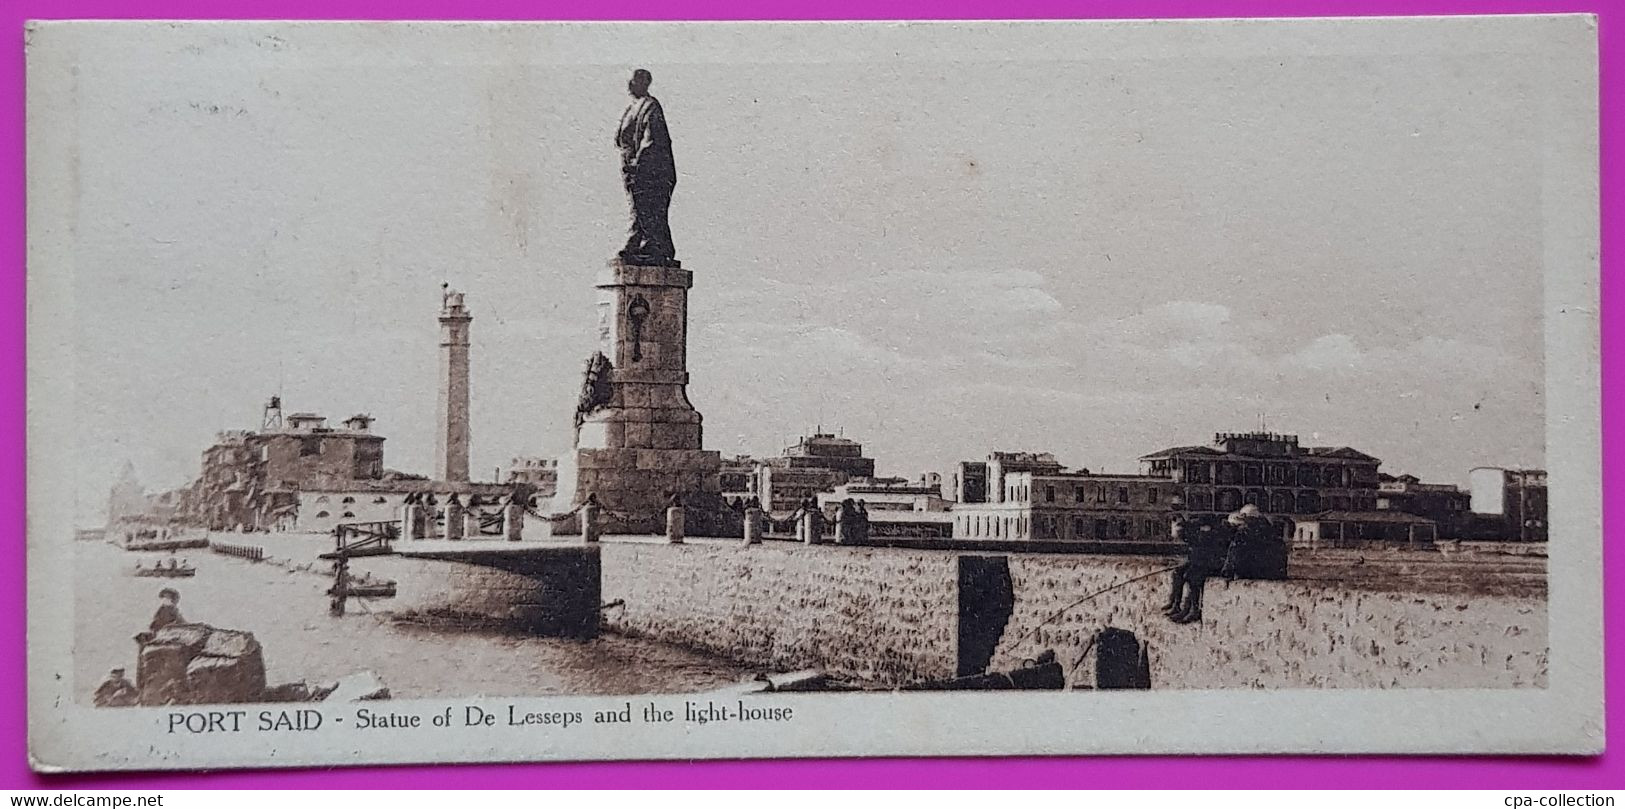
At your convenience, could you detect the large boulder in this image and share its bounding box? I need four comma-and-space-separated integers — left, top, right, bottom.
135, 623, 267, 705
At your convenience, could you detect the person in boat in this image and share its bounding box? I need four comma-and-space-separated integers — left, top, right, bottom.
150, 588, 184, 632
93, 668, 139, 708
1163, 516, 1230, 624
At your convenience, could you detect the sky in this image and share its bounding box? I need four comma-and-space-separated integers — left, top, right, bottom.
47, 21, 1550, 522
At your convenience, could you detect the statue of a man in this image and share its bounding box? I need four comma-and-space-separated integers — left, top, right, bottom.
615, 69, 677, 265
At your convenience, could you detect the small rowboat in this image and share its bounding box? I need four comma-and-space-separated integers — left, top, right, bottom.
134, 564, 196, 578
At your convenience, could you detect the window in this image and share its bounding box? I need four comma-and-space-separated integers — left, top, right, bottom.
315, 511, 330, 519
1074, 486, 1086, 503
1147, 488, 1159, 504
1045, 485, 1055, 503
300, 436, 322, 456
341, 511, 355, 519
1117, 487, 1129, 504
1115, 519, 1130, 538
341, 496, 356, 504
1073, 516, 1087, 537
315, 495, 330, 504
1094, 518, 1109, 538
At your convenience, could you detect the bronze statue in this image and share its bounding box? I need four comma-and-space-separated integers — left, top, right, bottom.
615, 69, 677, 265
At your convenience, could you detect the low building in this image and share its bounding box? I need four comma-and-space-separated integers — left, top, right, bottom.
719, 456, 760, 505
757, 465, 846, 513
952, 471, 1175, 542
504, 456, 559, 497
1377, 474, 1471, 538
1467, 467, 1548, 542
294, 480, 514, 534
1293, 510, 1437, 549
728, 432, 882, 512
183, 411, 388, 530
774, 432, 875, 479
815, 477, 951, 513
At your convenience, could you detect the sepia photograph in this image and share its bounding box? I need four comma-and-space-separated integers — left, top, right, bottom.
25, 16, 1602, 771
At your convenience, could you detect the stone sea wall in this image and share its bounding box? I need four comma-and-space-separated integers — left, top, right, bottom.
598, 540, 1548, 689
600, 539, 960, 684
987, 555, 1547, 689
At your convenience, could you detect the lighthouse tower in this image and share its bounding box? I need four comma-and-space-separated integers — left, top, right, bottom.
436, 285, 472, 483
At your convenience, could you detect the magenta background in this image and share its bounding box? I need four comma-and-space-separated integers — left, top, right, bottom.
3, 0, 1616, 790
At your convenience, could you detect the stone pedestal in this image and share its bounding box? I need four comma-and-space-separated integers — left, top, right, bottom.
556, 260, 722, 534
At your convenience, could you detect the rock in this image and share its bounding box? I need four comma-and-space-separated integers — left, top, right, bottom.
151, 623, 211, 653
136, 642, 194, 706
185, 652, 268, 704
136, 622, 267, 705
262, 681, 315, 702
321, 672, 391, 702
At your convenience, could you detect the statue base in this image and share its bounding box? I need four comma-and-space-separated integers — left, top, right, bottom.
554, 448, 723, 535
616, 251, 680, 269
554, 259, 722, 535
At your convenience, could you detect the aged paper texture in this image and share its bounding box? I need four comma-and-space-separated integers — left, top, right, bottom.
26, 17, 1601, 771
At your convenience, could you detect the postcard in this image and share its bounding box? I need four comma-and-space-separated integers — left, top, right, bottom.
25, 16, 1601, 771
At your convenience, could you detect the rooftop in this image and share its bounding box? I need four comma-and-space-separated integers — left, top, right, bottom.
1306, 510, 1436, 524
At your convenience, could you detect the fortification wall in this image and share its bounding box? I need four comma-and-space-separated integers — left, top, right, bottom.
599, 540, 1548, 689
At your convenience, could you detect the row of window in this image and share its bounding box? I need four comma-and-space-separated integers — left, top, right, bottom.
957, 513, 1172, 541
1008, 483, 1164, 507
1170, 461, 1375, 487
1183, 489, 1376, 514
312, 495, 391, 505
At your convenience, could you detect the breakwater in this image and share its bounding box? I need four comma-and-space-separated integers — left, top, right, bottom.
596, 538, 1547, 689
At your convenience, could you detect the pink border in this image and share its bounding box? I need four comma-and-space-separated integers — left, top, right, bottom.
6, 0, 1617, 790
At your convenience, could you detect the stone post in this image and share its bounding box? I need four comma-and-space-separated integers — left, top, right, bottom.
801, 510, 824, 545
445, 495, 465, 541
464, 510, 481, 541
835, 509, 852, 545
400, 503, 418, 541
581, 500, 601, 544
743, 508, 763, 545
666, 506, 686, 544
505, 501, 524, 542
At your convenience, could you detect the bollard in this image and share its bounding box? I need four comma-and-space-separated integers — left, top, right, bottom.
800, 511, 824, 545
505, 502, 524, 542
400, 504, 419, 541
834, 511, 852, 545
464, 511, 481, 542
446, 497, 465, 541
743, 508, 763, 545
666, 506, 686, 544
581, 501, 601, 544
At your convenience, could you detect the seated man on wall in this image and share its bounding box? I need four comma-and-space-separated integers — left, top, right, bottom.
1163, 516, 1230, 624
1223, 504, 1290, 581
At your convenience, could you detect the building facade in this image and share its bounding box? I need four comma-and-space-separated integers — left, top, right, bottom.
1139, 432, 1381, 518
294, 480, 513, 534
504, 456, 559, 497
1376, 474, 1471, 538
1467, 467, 1549, 541
183, 412, 388, 531
1294, 510, 1438, 549
952, 471, 1175, 543
773, 432, 876, 479
720, 433, 881, 512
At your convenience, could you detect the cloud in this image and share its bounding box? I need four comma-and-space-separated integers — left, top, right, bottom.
1285, 333, 1365, 371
